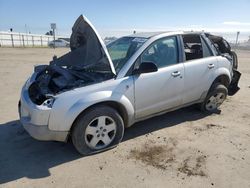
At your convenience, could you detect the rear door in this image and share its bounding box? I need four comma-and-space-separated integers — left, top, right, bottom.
134, 36, 184, 119
181, 34, 217, 104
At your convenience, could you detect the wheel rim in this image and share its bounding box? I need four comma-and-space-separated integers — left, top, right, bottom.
205, 92, 226, 111
84, 116, 117, 150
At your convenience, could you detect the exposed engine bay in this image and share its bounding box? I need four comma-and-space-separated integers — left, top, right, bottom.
28, 15, 115, 105
28, 60, 113, 105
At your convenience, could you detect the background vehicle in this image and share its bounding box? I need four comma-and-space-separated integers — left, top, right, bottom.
19, 15, 240, 155
48, 38, 70, 47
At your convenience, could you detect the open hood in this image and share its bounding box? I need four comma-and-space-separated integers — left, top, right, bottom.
70, 15, 116, 75
52, 15, 116, 75
28, 15, 117, 105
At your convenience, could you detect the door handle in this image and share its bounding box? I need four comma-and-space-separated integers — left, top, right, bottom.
171, 71, 181, 77
208, 64, 215, 69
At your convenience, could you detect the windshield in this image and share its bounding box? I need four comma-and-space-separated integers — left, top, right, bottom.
107, 37, 148, 73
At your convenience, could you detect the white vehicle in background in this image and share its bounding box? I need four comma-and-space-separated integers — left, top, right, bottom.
19, 15, 241, 155
48, 39, 70, 47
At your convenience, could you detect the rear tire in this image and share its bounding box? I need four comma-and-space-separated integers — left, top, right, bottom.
200, 84, 228, 112
72, 105, 124, 155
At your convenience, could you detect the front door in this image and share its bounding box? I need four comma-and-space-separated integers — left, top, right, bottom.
134, 36, 184, 119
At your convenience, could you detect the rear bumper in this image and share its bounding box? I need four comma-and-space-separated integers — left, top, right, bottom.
228, 69, 241, 96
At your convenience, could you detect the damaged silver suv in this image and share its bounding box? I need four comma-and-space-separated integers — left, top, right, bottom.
19, 15, 241, 155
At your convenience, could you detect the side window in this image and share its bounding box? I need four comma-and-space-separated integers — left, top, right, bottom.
182, 34, 213, 61
141, 37, 178, 68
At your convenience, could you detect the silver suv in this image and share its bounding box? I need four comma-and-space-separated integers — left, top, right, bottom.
19, 15, 241, 155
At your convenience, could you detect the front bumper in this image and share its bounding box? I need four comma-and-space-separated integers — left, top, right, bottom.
19, 86, 68, 142
20, 118, 68, 142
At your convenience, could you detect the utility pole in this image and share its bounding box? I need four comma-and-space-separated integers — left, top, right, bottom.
50, 23, 56, 48
25, 24, 28, 45
235, 31, 240, 48
10, 28, 14, 47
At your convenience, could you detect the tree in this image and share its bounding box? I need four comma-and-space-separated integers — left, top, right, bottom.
45, 30, 54, 36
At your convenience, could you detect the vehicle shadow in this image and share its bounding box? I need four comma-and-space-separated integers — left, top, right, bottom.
0, 120, 81, 184
0, 106, 215, 184
123, 106, 217, 141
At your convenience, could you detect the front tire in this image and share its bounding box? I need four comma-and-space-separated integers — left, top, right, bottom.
200, 84, 228, 112
72, 105, 124, 155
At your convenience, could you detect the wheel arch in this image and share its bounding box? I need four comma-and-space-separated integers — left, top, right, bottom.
69, 100, 131, 136
212, 74, 230, 88
203, 73, 230, 101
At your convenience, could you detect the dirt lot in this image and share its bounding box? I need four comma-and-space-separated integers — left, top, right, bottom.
0, 48, 250, 188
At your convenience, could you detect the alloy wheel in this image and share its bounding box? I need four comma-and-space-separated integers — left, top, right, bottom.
84, 116, 117, 150
205, 92, 226, 111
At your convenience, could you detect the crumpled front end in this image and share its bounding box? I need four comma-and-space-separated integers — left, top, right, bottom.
19, 82, 69, 142
18, 14, 116, 142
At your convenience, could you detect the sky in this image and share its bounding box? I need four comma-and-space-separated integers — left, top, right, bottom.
0, 0, 250, 41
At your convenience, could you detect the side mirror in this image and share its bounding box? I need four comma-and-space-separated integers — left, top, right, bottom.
133, 62, 158, 75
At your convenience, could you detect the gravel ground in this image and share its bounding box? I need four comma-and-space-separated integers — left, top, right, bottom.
0, 48, 249, 188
